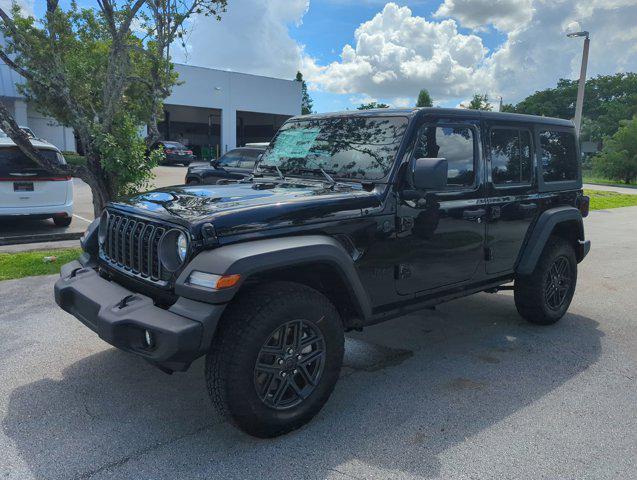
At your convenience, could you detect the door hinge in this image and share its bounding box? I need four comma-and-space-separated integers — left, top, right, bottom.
484, 247, 494, 261
395, 264, 412, 280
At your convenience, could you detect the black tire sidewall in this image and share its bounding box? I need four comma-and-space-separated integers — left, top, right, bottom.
212, 284, 344, 437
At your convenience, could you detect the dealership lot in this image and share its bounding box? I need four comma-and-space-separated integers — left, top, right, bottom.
0, 166, 199, 246
0, 207, 635, 479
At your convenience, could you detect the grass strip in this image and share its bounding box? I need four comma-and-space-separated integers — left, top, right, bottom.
0, 248, 82, 281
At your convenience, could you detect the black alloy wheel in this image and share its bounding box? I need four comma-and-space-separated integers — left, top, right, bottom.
254, 319, 326, 410
544, 256, 572, 311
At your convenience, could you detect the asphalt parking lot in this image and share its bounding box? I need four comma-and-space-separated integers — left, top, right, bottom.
0, 165, 196, 245
0, 206, 635, 479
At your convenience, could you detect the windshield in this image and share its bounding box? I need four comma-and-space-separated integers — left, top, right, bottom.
259, 116, 408, 181
163, 141, 186, 149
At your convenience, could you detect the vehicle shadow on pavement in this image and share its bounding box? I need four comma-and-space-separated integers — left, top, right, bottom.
2, 293, 603, 480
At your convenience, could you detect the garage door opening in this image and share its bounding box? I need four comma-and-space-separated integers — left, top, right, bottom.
159, 105, 221, 160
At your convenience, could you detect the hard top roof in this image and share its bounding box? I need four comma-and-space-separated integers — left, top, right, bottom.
291, 107, 574, 128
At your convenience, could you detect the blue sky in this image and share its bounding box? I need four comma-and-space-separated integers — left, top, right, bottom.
27, 1, 637, 113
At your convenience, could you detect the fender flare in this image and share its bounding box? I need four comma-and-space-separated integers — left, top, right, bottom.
516, 206, 585, 276
175, 235, 372, 320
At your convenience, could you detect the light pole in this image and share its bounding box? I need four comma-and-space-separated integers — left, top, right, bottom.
567, 30, 590, 134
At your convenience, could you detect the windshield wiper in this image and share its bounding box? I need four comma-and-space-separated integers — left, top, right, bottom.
296, 167, 337, 188
257, 164, 284, 180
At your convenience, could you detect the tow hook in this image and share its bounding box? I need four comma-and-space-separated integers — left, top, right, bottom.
116, 294, 137, 309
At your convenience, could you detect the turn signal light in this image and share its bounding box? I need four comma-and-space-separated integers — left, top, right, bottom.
187, 271, 241, 290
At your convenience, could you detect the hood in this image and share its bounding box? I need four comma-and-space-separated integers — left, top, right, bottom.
111, 180, 381, 237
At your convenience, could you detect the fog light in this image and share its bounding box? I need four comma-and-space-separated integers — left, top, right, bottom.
144, 329, 154, 348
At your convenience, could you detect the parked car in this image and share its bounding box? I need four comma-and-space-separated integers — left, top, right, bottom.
185, 146, 265, 185
0, 134, 73, 227
56, 108, 590, 438
19, 126, 37, 139
152, 141, 196, 166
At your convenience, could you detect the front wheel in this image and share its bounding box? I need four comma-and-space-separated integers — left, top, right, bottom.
206, 281, 344, 438
514, 237, 577, 325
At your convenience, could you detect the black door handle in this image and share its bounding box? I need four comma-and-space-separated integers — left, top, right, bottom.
463, 208, 486, 220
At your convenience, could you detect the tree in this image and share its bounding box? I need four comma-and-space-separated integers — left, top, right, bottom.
464, 93, 492, 111
507, 73, 637, 142
416, 89, 433, 107
593, 116, 637, 184
0, 1, 227, 216
357, 102, 389, 110
295, 71, 313, 115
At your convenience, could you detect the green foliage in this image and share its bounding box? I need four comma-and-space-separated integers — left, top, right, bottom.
296, 71, 314, 115
357, 102, 390, 110
466, 94, 492, 111
508, 74, 637, 141
0, 248, 82, 281
592, 117, 637, 184
416, 89, 433, 108
61, 151, 86, 167
95, 114, 160, 196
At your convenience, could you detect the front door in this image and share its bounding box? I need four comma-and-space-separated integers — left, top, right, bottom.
395, 121, 487, 295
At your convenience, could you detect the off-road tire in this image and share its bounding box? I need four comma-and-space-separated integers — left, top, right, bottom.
53, 216, 72, 227
514, 237, 577, 325
205, 281, 344, 438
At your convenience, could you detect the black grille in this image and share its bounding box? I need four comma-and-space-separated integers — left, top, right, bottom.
100, 212, 170, 284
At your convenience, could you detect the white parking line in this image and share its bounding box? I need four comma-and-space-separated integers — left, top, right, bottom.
73, 214, 93, 224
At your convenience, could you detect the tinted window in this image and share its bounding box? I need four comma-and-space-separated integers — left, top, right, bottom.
540, 130, 578, 182
0, 147, 64, 176
238, 159, 256, 169
243, 149, 263, 159
415, 126, 475, 187
490, 128, 533, 185
260, 116, 408, 181
218, 151, 242, 167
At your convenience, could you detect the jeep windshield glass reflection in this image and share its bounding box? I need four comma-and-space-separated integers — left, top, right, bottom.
258, 116, 408, 181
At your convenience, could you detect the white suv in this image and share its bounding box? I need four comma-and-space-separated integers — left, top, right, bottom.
0, 134, 73, 227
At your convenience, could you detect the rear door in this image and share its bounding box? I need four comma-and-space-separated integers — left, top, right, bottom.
0, 147, 69, 208
484, 123, 539, 274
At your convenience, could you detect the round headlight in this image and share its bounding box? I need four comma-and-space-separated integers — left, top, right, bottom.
98, 210, 109, 245
177, 232, 188, 262
159, 229, 189, 272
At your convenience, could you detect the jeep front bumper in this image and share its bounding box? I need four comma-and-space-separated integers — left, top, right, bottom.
54, 260, 226, 372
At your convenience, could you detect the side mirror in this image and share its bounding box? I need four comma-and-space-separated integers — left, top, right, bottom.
210, 159, 219, 167
411, 158, 448, 190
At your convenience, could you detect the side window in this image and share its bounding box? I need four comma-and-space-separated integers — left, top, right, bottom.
238, 158, 256, 169
415, 125, 475, 187
490, 128, 532, 185
218, 151, 241, 167
540, 130, 578, 182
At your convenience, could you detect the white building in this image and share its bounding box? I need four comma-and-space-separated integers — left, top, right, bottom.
0, 62, 301, 158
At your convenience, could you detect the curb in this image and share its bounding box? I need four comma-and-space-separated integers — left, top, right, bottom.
0, 231, 83, 246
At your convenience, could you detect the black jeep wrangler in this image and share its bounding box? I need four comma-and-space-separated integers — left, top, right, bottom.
55, 108, 590, 438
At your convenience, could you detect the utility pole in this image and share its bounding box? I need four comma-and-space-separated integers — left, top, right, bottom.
567, 30, 590, 134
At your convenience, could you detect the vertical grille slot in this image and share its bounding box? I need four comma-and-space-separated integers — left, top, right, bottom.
100, 211, 175, 285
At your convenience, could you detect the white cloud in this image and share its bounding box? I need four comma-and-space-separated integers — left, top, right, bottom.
174, 0, 309, 80
307, 3, 489, 102
306, 1, 637, 107
0, 0, 34, 17
434, 0, 534, 32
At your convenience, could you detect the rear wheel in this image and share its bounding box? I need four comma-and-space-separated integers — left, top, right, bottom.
206, 281, 344, 438
53, 215, 72, 227
514, 237, 577, 325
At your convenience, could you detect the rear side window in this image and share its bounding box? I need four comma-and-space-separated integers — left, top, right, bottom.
0, 147, 64, 176
415, 126, 475, 187
490, 128, 533, 185
540, 130, 578, 182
